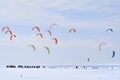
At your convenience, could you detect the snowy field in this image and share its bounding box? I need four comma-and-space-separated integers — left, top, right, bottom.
0, 68, 120, 80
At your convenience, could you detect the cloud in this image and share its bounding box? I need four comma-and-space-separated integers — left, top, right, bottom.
0, 0, 119, 28
0, 29, 119, 64
0, 0, 119, 65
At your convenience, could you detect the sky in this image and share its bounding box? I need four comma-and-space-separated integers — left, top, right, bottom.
0, 0, 120, 65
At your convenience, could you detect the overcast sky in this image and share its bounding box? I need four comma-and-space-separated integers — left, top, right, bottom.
0, 0, 120, 65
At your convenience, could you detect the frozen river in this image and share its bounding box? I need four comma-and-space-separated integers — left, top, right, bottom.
0, 68, 120, 80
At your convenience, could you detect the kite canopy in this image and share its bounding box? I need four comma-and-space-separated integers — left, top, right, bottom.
36, 33, 43, 38
106, 28, 113, 32
98, 42, 106, 51
49, 23, 57, 29
44, 46, 50, 55
5, 30, 13, 35
10, 35, 16, 40
29, 44, 36, 52
52, 37, 58, 45
32, 26, 40, 32
2, 26, 9, 32
69, 28, 76, 33
47, 30, 52, 36
112, 50, 116, 58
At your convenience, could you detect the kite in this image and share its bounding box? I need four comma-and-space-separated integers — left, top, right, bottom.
98, 42, 106, 51
2, 26, 9, 32
36, 33, 43, 38
28, 44, 36, 51
5, 30, 13, 35
10, 35, 16, 40
112, 50, 115, 58
32, 26, 40, 32
52, 37, 58, 45
44, 46, 50, 55
49, 23, 57, 29
106, 28, 113, 32
47, 30, 52, 36
69, 28, 76, 33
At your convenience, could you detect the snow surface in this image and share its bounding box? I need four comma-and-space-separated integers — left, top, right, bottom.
0, 68, 120, 80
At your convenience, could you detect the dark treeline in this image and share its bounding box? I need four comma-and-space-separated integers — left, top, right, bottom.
6, 65, 44, 69
6, 65, 120, 69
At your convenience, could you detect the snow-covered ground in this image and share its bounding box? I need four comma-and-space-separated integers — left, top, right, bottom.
0, 68, 120, 80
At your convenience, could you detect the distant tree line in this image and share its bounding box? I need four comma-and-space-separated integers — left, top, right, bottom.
6, 65, 45, 68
